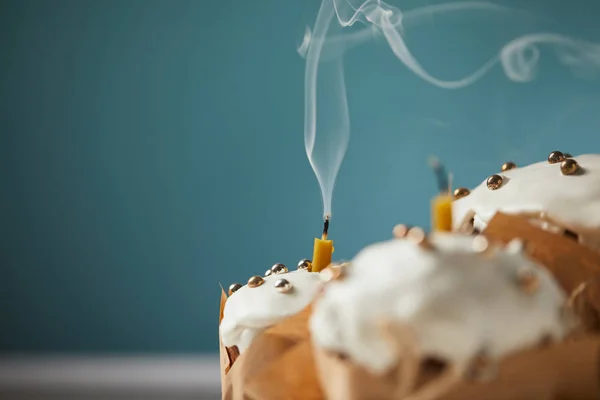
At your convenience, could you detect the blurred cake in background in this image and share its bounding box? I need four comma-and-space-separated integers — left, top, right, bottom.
452, 152, 600, 251
310, 233, 600, 400
452, 152, 600, 332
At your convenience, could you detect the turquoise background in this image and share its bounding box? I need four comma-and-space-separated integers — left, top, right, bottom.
2, 0, 600, 354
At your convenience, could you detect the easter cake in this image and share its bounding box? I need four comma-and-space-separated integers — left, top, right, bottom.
220, 267, 321, 354
452, 152, 600, 332
311, 232, 600, 400
219, 262, 326, 400
452, 152, 600, 250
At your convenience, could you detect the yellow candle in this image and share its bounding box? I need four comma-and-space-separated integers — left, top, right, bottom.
431, 192, 453, 232
312, 217, 334, 272
312, 237, 334, 272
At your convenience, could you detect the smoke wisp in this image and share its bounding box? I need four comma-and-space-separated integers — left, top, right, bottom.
302, 0, 600, 218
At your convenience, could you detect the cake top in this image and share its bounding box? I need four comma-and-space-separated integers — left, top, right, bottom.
310, 233, 571, 374
452, 153, 600, 231
220, 269, 321, 353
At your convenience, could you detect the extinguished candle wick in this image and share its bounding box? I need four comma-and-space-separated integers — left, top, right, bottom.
428, 155, 449, 194
322, 216, 330, 240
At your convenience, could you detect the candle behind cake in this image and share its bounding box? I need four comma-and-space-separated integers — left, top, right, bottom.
432, 193, 453, 231
429, 156, 453, 232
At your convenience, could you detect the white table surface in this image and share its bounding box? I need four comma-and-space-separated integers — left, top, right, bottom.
0, 355, 221, 400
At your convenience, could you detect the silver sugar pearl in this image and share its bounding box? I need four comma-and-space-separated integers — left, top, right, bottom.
297, 259, 312, 271
274, 278, 293, 293
228, 283, 242, 296
271, 263, 288, 274
247, 275, 264, 288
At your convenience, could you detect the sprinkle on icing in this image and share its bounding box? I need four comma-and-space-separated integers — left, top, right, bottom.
310, 234, 571, 374
220, 269, 321, 353
453, 154, 600, 232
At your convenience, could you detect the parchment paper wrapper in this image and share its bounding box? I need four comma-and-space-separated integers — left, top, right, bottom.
219, 288, 239, 397
219, 289, 323, 400
314, 335, 600, 400
483, 212, 600, 332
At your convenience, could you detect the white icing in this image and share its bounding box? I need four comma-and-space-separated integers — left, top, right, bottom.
453, 154, 600, 232
220, 269, 321, 353
310, 234, 571, 374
